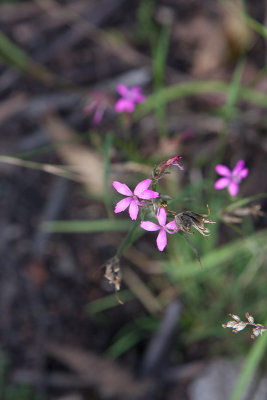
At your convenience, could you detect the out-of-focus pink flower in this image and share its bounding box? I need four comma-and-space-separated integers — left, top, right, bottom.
215, 160, 249, 196
113, 179, 159, 220
153, 156, 183, 179
83, 92, 112, 124
115, 84, 146, 113
140, 208, 178, 251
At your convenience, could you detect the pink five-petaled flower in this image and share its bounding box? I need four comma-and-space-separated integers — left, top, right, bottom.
215, 160, 249, 196
115, 84, 146, 113
140, 208, 179, 252
113, 179, 159, 220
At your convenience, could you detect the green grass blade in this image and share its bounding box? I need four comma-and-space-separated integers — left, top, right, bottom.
102, 133, 114, 217
106, 330, 142, 359
223, 57, 245, 121
230, 322, 267, 400
134, 80, 267, 120
224, 193, 267, 212
166, 229, 267, 279
0, 31, 57, 84
86, 290, 135, 314
42, 219, 132, 233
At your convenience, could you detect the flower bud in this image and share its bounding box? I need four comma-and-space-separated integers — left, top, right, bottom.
153, 156, 183, 180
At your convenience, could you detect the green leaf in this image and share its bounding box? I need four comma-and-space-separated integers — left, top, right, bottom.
42, 219, 133, 233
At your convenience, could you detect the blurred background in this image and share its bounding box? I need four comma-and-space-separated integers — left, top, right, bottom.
0, 0, 267, 399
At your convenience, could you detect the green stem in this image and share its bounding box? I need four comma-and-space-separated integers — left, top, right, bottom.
116, 220, 141, 258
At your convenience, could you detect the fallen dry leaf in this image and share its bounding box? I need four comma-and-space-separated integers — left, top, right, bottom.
43, 114, 104, 196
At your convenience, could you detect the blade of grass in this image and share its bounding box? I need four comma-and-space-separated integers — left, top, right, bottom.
42, 219, 132, 233
153, 23, 171, 136
102, 133, 114, 218
116, 220, 143, 258
123, 266, 163, 314
165, 229, 267, 279
134, 80, 267, 120
0, 31, 62, 85
0, 155, 75, 179
222, 57, 245, 121
86, 290, 135, 314
230, 321, 267, 400
224, 193, 267, 212
106, 330, 143, 359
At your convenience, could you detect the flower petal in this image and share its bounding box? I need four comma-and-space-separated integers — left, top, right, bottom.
157, 208, 167, 226
116, 84, 129, 96
113, 181, 133, 196
240, 168, 249, 179
228, 181, 239, 196
139, 190, 159, 200
114, 197, 131, 213
131, 87, 146, 103
215, 165, 231, 177
214, 177, 230, 190
123, 99, 135, 113
165, 220, 179, 233
129, 200, 139, 220
140, 221, 160, 231
93, 108, 104, 124
134, 179, 152, 196
157, 229, 167, 251
232, 160, 245, 176
115, 99, 128, 113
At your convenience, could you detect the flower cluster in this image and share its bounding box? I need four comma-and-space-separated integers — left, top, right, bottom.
222, 313, 267, 339
112, 156, 215, 252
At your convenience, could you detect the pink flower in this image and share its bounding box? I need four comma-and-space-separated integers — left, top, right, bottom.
115, 84, 146, 113
140, 208, 179, 251
83, 92, 111, 124
113, 179, 159, 220
215, 160, 249, 196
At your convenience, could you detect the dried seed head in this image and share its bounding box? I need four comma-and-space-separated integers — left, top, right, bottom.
230, 314, 241, 322
104, 256, 121, 292
175, 206, 215, 236
233, 321, 247, 332
246, 312, 254, 323
251, 327, 261, 339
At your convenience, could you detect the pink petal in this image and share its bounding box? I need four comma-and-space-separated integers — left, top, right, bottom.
228, 181, 239, 196
165, 220, 179, 233
129, 200, 139, 220
157, 208, 167, 226
134, 179, 152, 196
113, 181, 133, 196
140, 221, 160, 231
157, 229, 167, 251
215, 165, 231, 177
117, 84, 129, 96
240, 168, 249, 179
214, 177, 230, 190
232, 160, 245, 176
115, 99, 128, 113
138, 190, 159, 200
93, 108, 104, 125
131, 87, 146, 103
123, 99, 135, 113
114, 197, 131, 213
